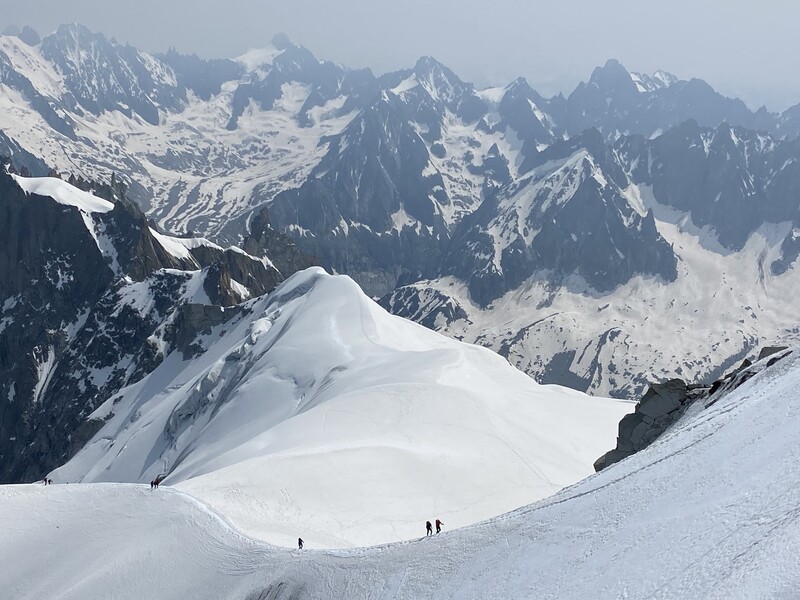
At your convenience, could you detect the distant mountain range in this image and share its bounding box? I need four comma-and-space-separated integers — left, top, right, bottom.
1, 23, 799, 406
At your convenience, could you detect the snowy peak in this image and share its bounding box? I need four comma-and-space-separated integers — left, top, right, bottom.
390, 55, 487, 123
226, 36, 376, 131
412, 55, 469, 104
492, 76, 557, 147
630, 69, 678, 92
271, 41, 321, 78
39, 23, 183, 124
54, 266, 631, 548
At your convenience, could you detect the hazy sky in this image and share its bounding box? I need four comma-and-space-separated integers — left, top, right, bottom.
2, 0, 798, 110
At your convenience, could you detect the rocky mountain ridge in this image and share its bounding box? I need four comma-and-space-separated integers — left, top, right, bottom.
383, 121, 800, 396
0, 162, 312, 482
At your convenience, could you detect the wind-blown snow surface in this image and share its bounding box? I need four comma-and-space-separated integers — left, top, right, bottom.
5, 349, 800, 599
52, 267, 631, 548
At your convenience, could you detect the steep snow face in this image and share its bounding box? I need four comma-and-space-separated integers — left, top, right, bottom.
4, 350, 800, 599
54, 268, 632, 548
0, 35, 64, 99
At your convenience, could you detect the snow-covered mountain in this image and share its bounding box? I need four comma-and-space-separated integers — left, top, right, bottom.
0, 25, 790, 293
440, 129, 677, 306
3, 346, 799, 598
0, 165, 312, 482
563, 59, 769, 139
2, 23, 800, 399
52, 266, 632, 548
385, 124, 800, 396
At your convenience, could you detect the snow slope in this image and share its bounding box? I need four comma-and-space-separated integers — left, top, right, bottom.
4, 349, 800, 599
52, 267, 632, 548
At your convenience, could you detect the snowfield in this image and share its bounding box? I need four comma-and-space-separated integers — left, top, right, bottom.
3, 349, 800, 599
51, 267, 632, 549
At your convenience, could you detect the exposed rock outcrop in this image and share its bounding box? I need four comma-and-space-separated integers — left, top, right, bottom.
170, 303, 243, 359
594, 379, 705, 471
595, 346, 793, 471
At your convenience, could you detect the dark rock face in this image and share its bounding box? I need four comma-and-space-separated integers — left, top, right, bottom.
378, 285, 469, 331
0, 170, 116, 481
241, 206, 319, 278
595, 347, 794, 471
269, 93, 450, 296
706, 348, 792, 406
0, 167, 311, 483
564, 59, 762, 139
170, 303, 243, 359
757, 346, 788, 361
157, 48, 243, 101
776, 102, 800, 140
771, 232, 800, 275
18, 26, 41, 46
594, 379, 703, 471
618, 120, 800, 252
491, 78, 559, 149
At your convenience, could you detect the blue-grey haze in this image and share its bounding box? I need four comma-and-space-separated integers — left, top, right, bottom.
1, 0, 798, 110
